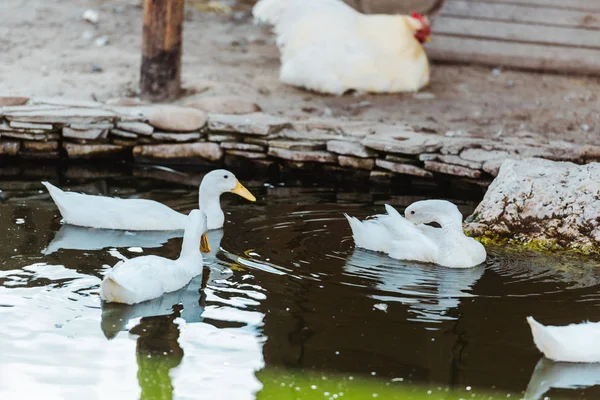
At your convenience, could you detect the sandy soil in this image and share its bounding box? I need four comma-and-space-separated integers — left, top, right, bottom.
2, 0, 600, 143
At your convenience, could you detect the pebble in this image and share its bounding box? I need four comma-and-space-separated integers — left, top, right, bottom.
94, 36, 109, 47
82, 9, 99, 24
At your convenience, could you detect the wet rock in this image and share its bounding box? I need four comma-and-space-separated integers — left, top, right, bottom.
22, 141, 59, 152
5, 107, 115, 124
0, 96, 29, 106
151, 132, 202, 142
148, 106, 208, 132
424, 161, 482, 178
9, 121, 54, 130
133, 142, 223, 162
375, 159, 433, 178
19, 150, 60, 160
338, 155, 375, 170
465, 158, 600, 253
220, 142, 264, 152
185, 96, 261, 115
63, 143, 127, 158
362, 130, 443, 155
208, 113, 290, 136
225, 150, 267, 159
110, 129, 138, 139
0, 141, 21, 155
63, 127, 108, 140
268, 148, 337, 164
269, 140, 325, 151
327, 140, 377, 158
116, 121, 154, 136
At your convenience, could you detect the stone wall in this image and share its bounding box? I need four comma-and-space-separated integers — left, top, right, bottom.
1, 96, 599, 185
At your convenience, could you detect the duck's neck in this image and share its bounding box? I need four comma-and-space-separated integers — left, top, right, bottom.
179, 224, 203, 261
199, 185, 224, 230
437, 216, 467, 246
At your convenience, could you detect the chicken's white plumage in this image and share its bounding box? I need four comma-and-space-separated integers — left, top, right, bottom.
253, 0, 430, 94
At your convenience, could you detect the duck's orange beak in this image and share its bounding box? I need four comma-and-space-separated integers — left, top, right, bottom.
231, 180, 256, 202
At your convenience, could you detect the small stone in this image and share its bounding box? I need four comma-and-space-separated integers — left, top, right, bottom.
418, 153, 438, 161
148, 106, 208, 132
185, 96, 261, 115
82, 9, 99, 24
424, 161, 481, 178
0, 97, 29, 106
208, 113, 290, 136
63, 143, 126, 158
243, 137, 269, 146
220, 142, 264, 152
0, 141, 21, 155
116, 121, 154, 135
375, 159, 433, 178
151, 132, 202, 142
268, 147, 337, 163
338, 155, 375, 170
90, 65, 103, 73
269, 140, 325, 151
327, 140, 376, 158
133, 142, 223, 162
225, 150, 267, 159
63, 127, 108, 140
94, 36, 109, 47
110, 129, 138, 139
9, 121, 54, 130
22, 141, 59, 152
208, 133, 239, 142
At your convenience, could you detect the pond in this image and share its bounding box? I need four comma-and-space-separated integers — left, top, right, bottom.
1, 165, 599, 400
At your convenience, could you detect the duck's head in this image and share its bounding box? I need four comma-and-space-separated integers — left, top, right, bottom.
404, 200, 463, 227
188, 209, 211, 253
200, 169, 256, 202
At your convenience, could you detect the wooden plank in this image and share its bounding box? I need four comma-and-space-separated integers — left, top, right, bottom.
441, 1, 600, 29
432, 16, 600, 49
458, 0, 600, 12
140, 0, 184, 101
426, 36, 600, 75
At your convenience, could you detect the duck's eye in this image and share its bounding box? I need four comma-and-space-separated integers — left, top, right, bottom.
410, 211, 415, 215
224, 175, 229, 179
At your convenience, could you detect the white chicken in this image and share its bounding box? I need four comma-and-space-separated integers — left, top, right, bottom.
253, 0, 431, 94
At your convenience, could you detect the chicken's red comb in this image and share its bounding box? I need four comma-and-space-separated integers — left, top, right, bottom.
411, 12, 423, 19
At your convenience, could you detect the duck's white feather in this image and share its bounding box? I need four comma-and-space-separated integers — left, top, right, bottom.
527, 316, 600, 363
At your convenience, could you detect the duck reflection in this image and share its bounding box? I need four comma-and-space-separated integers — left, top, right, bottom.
101, 266, 211, 339
43, 227, 224, 265
343, 249, 485, 325
524, 357, 600, 400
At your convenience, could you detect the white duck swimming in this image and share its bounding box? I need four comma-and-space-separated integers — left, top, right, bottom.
345, 199, 486, 269
100, 209, 211, 305
41, 169, 256, 231
527, 317, 600, 363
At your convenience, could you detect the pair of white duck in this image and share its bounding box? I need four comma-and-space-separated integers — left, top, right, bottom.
346, 202, 600, 364
42, 170, 257, 305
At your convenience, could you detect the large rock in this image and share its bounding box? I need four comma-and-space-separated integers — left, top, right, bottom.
148, 106, 208, 132
465, 158, 600, 253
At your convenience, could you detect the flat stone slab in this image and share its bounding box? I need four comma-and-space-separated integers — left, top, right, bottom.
110, 129, 138, 139
5, 107, 115, 124
185, 95, 261, 115
208, 113, 290, 136
117, 122, 154, 136
1, 131, 59, 141
269, 140, 325, 151
0, 97, 29, 107
63, 143, 126, 158
22, 141, 59, 152
338, 155, 375, 170
465, 158, 600, 252
225, 150, 267, 159
9, 121, 54, 130
424, 160, 482, 178
268, 147, 337, 163
151, 132, 202, 142
133, 142, 223, 162
220, 142, 265, 152
327, 140, 377, 158
362, 130, 444, 155
63, 127, 108, 140
375, 159, 433, 177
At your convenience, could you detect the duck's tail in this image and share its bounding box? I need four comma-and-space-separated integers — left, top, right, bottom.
41, 181, 69, 220
100, 277, 137, 305
527, 316, 563, 361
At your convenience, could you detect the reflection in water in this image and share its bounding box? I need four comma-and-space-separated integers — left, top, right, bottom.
524, 357, 600, 400
343, 249, 484, 326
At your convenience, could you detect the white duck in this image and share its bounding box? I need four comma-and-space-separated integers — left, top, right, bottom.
41, 169, 256, 231
100, 209, 211, 305
345, 200, 486, 269
527, 317, 600, 363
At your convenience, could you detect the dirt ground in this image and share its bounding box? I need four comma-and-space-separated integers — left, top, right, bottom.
2, 0, 600, 144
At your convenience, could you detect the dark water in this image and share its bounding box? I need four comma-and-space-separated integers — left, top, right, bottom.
1, 166, 600, 400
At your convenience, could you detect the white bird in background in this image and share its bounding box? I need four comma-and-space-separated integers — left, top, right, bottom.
527, 317, 600, 363
100, 209, 211, 305
345, 200, 487, 268
252, 0, 432, 94
42, 169, 256, 231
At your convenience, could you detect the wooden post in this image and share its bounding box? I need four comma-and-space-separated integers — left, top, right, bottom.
140, 0, 184, 101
